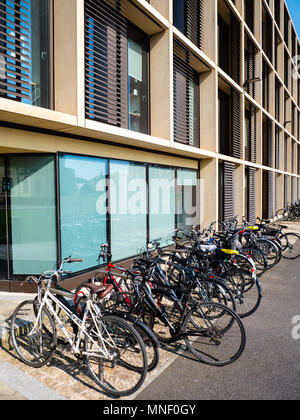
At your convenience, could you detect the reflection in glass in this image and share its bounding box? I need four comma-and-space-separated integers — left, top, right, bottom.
176, 169, 197, 232
110, 160, 147, 261
10, 156, 57, 274
59, 154, 107, 272
0, 157, 7, 275
149, 166, 175, 246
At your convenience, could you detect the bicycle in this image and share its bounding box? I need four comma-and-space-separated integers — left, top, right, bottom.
10, 257, 148, 398
74, 243, 160, 372
104, 257, 247, 367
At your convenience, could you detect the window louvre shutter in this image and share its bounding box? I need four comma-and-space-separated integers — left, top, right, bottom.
85, 0, 128, 128
248, 167, 256, 224
185, 0, 204, 50
0, 0, 32, 101
249, 104, 257, 163
231, 89, 241, 159
223, 162, 235, 221
173, 40, 199, 147
267, 171, 274, 218
230, 14, 241, 85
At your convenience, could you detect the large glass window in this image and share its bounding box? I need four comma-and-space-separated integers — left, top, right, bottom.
149, 166, 175, 246
0, 0, 52, 108
10, 156, 57, 274
110, 161, 147, 261
59, 154, 107, 272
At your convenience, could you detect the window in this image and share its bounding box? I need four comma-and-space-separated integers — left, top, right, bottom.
10, 156, 57, 274
262, 4, 273, 63
110, 160, 147, 261
59, 154, 198, 273
59, 154, 108, 272
176, 169, 198, 232
218, 1, 241, 85
244, 109, 251, 162
0, 0, 52, 108
219, 89, 231, 156
173, 41, 200, 147
244, 0, 254, 33
149, 166, 175, 247
85, 0, 149, 134
128, 24, 149, 134
173, 0, 204, 50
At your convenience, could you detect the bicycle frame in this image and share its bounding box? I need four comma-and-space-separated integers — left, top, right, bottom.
32, 285, 116, 361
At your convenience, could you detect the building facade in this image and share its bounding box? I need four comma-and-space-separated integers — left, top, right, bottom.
0, 0, 299, 292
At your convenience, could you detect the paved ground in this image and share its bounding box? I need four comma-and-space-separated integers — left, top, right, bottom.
0, 221, 300, 401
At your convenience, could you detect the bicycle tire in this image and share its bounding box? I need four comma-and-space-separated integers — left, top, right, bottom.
280, 232, 300, 259
103, 307, 160, 372
193, 277, 237, 313
150, 290, 183, 343
183, 302, 246, 366
242, 248, 268, 277
84, 314, 147, 397
10, 300, 57, 368
256, 238, 280, 268
221, 266, 262, 318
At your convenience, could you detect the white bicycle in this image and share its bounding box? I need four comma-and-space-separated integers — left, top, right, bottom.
10, 257, 148, 397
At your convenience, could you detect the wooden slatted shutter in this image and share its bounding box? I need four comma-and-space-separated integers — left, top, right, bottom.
223, 162, 235, 221
274, 173, 278, 215
245, 37, 256, 98
267, 171, 274, 219
248, 167, 256, 224
173, 40, 199, 147
231, 89, 241, 159
185, 0, 204, 50
85, 0, 128, 128
0, 0, 32, 102
249, 104, 257, 163
230, 13, 241, 85
284, 174, 288, 205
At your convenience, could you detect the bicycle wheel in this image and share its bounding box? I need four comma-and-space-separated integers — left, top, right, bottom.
256, 238, 280, 268
222, 267, 262, 318
150, 290, 183, 343
34, 294, 77, 346
103, 307, 160, 372
193, 277, 237, 313
280, 232, 300, 259
183, 302, 246, 366
84, 315, 147, 397
276, 209, 287, 220
10, 300, 57, 368
243, 248, 268, 278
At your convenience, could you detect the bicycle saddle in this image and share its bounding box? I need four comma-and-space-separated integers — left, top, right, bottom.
81, 283, 114, 299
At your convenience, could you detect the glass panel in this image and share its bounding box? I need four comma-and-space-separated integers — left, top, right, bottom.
110, 160, 147, 260
59, 154, 107, 272
149, 166, 175, 246
128, 24, 149, 134
0, 157, 7, 276
173, 0, 185, 33
31, 0, 51, 108
176, 169, 198, 232
10, 156, 56, 275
